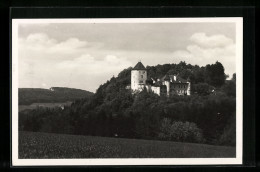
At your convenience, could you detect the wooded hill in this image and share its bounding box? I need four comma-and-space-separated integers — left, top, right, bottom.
19, 61, 236, 146
19, 87, 94, 105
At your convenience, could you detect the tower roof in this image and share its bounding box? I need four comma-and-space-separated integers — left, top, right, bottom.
132, 62, 146, 70
162, 74, 170, 81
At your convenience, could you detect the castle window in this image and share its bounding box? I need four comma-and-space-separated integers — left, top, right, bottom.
141, 75, 143, 78
140, 81, 143, 83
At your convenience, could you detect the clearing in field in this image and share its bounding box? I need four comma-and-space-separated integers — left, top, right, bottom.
19, 132, 236, 158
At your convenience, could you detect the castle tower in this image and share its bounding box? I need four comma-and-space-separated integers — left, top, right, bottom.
131, 62, 147, 92
164, 75, 171, 96
187, 77, 191, 95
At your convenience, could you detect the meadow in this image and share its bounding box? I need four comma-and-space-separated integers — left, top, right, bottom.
19, 131, 235, 158
19, 102, 72, 112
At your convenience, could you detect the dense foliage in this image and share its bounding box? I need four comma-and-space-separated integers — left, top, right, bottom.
19, 61, 236, 146
158, 118, 204, 143
19, 87, 93, 105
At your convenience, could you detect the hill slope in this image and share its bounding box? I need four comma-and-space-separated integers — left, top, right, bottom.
19, 87, 93, 105
18, 61, 236, 146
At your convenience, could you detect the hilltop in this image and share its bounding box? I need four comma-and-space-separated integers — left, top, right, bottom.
19, 87, 93, 105
19, 61, 236, 146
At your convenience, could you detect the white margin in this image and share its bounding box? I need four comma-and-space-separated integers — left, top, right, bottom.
12, 18, 243, 166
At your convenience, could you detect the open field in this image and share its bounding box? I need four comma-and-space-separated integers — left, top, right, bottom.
19, 102, 72, 112
19, 131, 235, 158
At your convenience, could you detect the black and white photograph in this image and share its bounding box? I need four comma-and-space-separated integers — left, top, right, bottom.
12, 18, 243, 166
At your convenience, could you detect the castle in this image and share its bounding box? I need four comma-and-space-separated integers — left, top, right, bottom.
130, 62, 191, 96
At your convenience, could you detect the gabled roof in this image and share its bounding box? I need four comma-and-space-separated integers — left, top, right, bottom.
132, 62, 146, 70
160, 74, 188, 83
161, 74, 170, 81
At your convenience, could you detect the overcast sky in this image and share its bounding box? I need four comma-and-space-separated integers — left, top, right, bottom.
18, 22, 236, 93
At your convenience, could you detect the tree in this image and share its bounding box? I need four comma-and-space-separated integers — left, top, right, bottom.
158, 118, 204, 143
221, 73, 236, 97
222, 80, 236, 97
19, 61, 235, 146
190, 67, 205, 84
179, 69, 192, 80
218, 114, 236, 146
232, 73, 236, 81
205, 61, 226, 87
191, 83, 213, 95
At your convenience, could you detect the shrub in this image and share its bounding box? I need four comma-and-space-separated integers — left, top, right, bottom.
218, 115, 236, 146
221, 80, 236, 97
158, 118, 204, 143
191, 83, 214, 96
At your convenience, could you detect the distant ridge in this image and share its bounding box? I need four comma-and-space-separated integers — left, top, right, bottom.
19, 87, 94, 105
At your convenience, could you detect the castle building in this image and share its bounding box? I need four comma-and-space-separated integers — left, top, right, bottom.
130, 62, 191, 96
131, 62, 147, 91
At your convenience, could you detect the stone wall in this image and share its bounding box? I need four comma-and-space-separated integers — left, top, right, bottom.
131, 70, 147, 92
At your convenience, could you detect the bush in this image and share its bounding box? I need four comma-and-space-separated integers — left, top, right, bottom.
191, 83, 214, 95
221, 80, 236, 97
218, 115, 236, 146
158, 118, 204, 143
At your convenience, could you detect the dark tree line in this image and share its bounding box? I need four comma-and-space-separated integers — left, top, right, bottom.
19, 61, 236, 146
19, 87, 93, 105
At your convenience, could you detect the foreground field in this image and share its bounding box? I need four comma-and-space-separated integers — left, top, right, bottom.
19, 131, 235, 158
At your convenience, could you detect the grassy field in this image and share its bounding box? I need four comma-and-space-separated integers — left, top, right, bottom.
19, 131, 235, 159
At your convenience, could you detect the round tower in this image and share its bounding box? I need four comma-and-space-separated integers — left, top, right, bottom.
131, 62, 147, 92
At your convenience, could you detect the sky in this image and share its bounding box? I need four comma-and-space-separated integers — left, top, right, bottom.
18, 22, 236, 93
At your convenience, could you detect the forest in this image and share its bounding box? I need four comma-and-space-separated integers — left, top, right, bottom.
19, 87, 93, 105
19, 61, 236, 146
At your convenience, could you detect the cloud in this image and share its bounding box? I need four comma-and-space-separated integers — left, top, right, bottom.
190, 32, 234, 48
19, 33, 94, 58
55, 54, 132, 92
19, 33, 57, 51
48, 38, 88, 54
18, 33, 133, 92
171, 33, 236, 78
18, 30, 237, 92
57, 54, 132, 75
